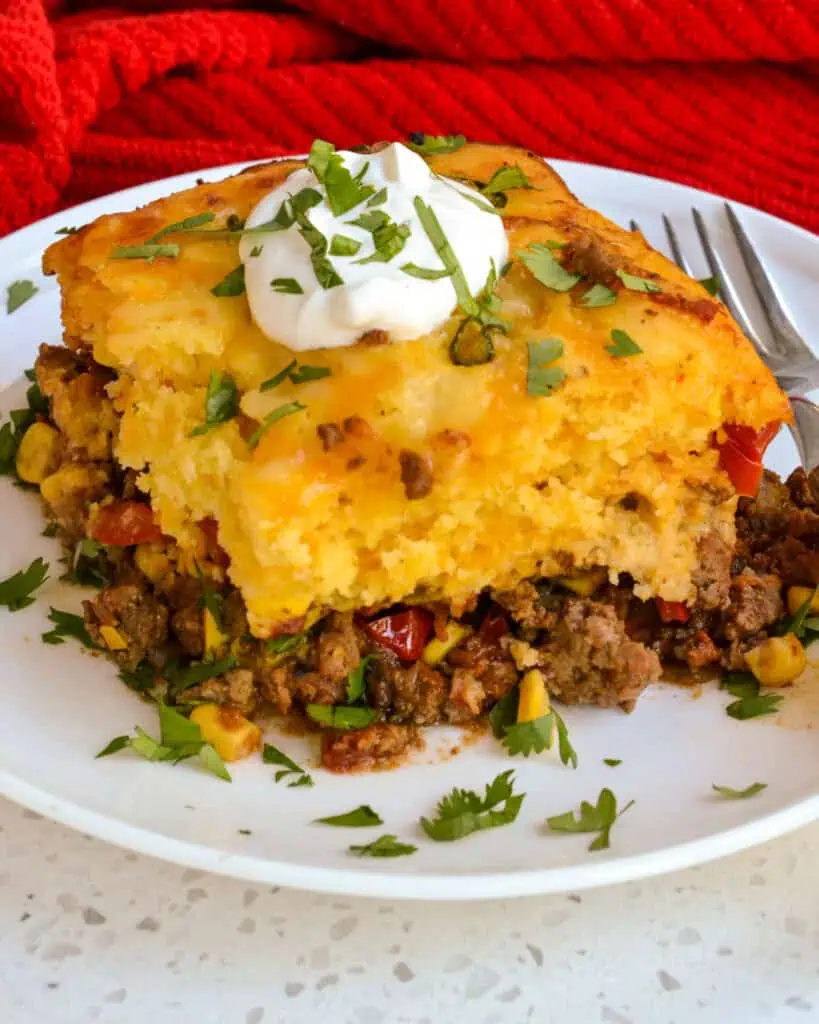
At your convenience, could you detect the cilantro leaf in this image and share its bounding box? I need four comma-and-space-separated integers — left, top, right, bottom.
488, 690, 518, 738
308, 140, 374, 217
517, 244, 580, 293
315, 805, 383, 827
546, 787, 634, 851
7, 280, 38, 314
502, 716, 554, 757
148, 212, 216, 244
56, 226, 80, 235
211, 265, 246, 297
771, 585, 818, 638
305, 705, 379, 730
603, 758, 622, 767
266, 632, 308, 658
349, 834, 417, 858
296, 216, 343, 290
289, 364, 331, 384
260, 360, 297, 392
355, 221, 411, 266
407, 133, 466, 155
166, 655, 238, 698
119, 661, 157, 694
247, 401, 306, 450
249, 245, 262, 258
698, 275, 720, 297
606, 329, 642, 357
0, 422, 17, 475
346, 655, 374, 704
553, 708, 578, 769
712, 782, 767, 799
263, 743, 314, 788
367, 188, 388, 208
41, 607, 94, 648
110, 244, 180, 262
420, 770, 525, 842
189, 370, 240, 437
96, 701, 231, 781
721, 671, 783, 720
481, 165, 531, 198
527, 338, 566, 397
413, 196, 477, 317
0, 557, 48, 611
329, 235, 362, 257
615, 270, 662, 293
270, 278, 304, 295
580, 284, 617, 308
61, 537, 109, 588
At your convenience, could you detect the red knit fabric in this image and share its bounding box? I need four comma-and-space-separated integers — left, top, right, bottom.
1, 0, 818, 236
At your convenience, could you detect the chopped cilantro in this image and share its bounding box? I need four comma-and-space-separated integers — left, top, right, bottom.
110, 244, 180, 262
189, 370, 240, 437
603, 758, 622, 767
148, 212, 216, 244
263, 743, 314, 788
606, 329, 642, 357
712, 782, 767, 799
61, 538, 109, 588
296, 216, 343, 290
481, 165, 532, 201
367, 188, 388, 208
308, 139, 374, 216
349, 835, 417, 858
355, 220, 411, 266
289, 364, 331, 384
329, 235, 362, 257
315, 805, 383, 827
249, 245, 262, 258
517, 244, 580, 292
401, 263, 453, 281
56, 226, 80, 235
7, 280, 38, 313
211, 265, 246, 297
721, 671, 783, 720
546, 787, 634, 851
247, 401, 306, 450
270, 278, 304, 295
345, 655, 374, 704
407, 133, 466, 155
580, 284, 617, 308
0, 557, 48, 611
305, 704, 379, 729
420, 770, 524, 842
698, 275, 720, 297
615, 270, 662, 293
771, 585, 818, 638
166, 655, 238, 698
413, 195, 477, 316
41, 607, 94, 648
527, 338, 566, 397
266, 632, 307, 658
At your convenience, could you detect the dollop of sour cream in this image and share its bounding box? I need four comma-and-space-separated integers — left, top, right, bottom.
239, 143, 508, 352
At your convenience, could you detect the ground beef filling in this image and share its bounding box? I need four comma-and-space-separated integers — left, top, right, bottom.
31, 344, 816, 772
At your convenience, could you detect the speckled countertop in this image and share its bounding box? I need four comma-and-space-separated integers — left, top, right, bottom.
2, 796, 818, 1023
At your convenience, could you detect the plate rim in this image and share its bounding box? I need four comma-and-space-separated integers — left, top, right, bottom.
1, 154, 818, 900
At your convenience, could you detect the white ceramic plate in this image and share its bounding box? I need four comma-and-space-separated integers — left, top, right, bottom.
1, 159, 818, 901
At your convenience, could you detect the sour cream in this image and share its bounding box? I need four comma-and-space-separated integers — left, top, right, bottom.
239, 142, 508, 352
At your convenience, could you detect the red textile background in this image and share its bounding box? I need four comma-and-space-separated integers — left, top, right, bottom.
1, 0, 819, 235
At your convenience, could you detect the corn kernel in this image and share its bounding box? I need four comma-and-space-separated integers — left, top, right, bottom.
40, 463, 106, 509
555, 567, 608, 597
15, 422, 60, 485
786, 586, 819, 616
517, 669, 550, 723
99, 625, 128, 651
422, 621, 472, 665
134, 543, 172, 584
204, 606, 226, 656
189, 704, 261, 762
745, 634, 807, 687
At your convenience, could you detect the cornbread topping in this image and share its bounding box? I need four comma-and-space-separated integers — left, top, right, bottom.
239, 142, 508, 352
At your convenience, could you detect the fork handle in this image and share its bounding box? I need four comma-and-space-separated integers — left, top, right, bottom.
788, 397, 819, 472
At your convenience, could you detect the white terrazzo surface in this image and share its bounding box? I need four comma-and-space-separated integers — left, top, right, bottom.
2, 795, 818, 1023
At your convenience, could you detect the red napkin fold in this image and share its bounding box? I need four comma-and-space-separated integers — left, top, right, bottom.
1, 0, 818, 235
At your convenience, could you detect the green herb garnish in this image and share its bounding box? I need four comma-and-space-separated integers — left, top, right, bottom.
603, 758, 622, 767
367, 188, 388, 208
189, 370, 240, 437
41, 607, 94, 648
527, 338, 566, 397
119, 661, 156, 694
481, 165, 532, 200
211, 265, 246, 297
0, 557, 48, 611
606, 329, 642, 357
249, 245, 262, 258
305, 704, 379, 730
615, 270, 662, 293
61, 537, 109, 588
329, 235, 362, 257
270, 278, 304, 295
96, 700, 231, 781
407, 133, 466, 155
355, 221, 411, 265
420, 770, 525, 842
517, 244, 580, 293
7, 280, 38, 313
349, 835, 417, 858
166, 655, 238, 698
401, 264, 453, 281
771, 585, 818, 639
263, 743, 314, 788
490, 686, 577, 765
148, 212, 216, 244
297, 216, 343, 290
721, 671, 783, 721
580, 284, 617, 308
346, 655, 374, 704
698, 275, 720, 297
266, 632, 308, 658
308, 140, 374, 216
712, 782, 767, 799
247, 401, 306, 450
110, 244, 180, 262
546, 787, 634, 851
56, 226, 80, 235
413, 195, 477, 316
316, 805, 383, 827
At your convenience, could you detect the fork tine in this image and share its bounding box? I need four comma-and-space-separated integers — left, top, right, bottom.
723, 203, 814, 366
661, 215, 692, 274
691, 208, 761, 346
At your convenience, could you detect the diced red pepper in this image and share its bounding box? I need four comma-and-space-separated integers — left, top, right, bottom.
360, 608, 434, 662
89, 500, 162, 546
478, 606, 510, 644
656, 598, 691, 624
717, 421, 780, 498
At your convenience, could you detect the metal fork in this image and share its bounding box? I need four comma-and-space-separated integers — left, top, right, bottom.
631, 207, 819, 471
